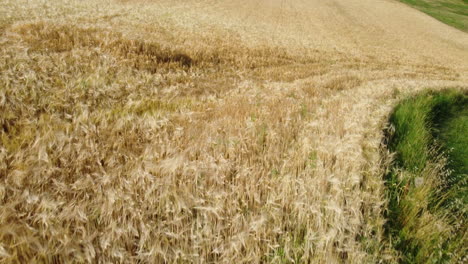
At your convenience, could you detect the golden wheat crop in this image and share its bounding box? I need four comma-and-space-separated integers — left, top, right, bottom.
1, 0, 467, 263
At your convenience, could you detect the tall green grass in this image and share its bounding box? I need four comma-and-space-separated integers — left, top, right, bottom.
384, 89, 467, 263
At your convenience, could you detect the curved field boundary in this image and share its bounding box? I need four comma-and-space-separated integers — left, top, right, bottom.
383, 89, 467, 263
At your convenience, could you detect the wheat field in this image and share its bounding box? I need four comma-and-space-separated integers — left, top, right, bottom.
0, 0, 467, 263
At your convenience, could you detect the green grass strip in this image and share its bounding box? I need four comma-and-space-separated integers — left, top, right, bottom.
399, 0, 468, 32
384, 89, 467, 263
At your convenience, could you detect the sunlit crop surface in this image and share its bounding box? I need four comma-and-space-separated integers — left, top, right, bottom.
1, 0, 467, 263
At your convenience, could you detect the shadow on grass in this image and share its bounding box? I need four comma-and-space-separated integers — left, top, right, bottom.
383, 89, 467, 263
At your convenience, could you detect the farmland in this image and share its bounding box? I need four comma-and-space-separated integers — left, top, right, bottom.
399, 0, 468, 32
0, 0, 467, 263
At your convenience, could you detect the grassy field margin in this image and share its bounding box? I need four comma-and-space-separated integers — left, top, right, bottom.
399, 0, 468, 32
383, 89, 467, 263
